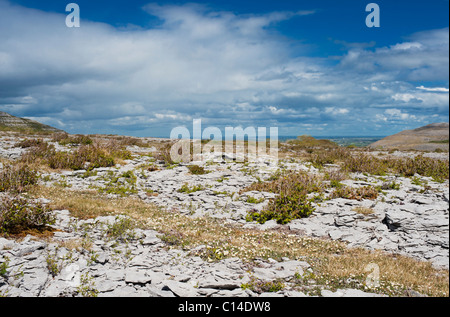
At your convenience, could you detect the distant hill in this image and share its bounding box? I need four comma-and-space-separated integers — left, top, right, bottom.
286, 135, 338, 149
0, 111, 63, 133
369, 123, 449, 151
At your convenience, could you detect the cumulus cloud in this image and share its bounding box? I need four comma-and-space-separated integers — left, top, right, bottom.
339, 27, 449, 82
0, 0, 448, 137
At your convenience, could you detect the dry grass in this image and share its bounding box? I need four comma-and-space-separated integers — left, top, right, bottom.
331, 185, 379, 201
352, 207, 375, 215
19, 139, 131, 171
315, 248, 449, 297
30, 185, 449, 297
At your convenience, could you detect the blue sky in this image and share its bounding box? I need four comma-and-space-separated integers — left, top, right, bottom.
0, 0, 448, 137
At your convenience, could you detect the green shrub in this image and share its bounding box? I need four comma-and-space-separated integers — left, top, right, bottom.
246, 196, 265, 204
58, 134, 93, 146
187, 165, 208, 175
177, 183, 205, 193
330, 179, 344, 189
96, 171, 137, 197
0, 164, 39, 193
158, 229, 185, 247
245, 172, 322, 224
381, 181, 401, 191
0, 196, 55, 235
241, 277, 285, 293
247, 192, 315, 224
104, 216, 136, 242
242, 171, 323, 195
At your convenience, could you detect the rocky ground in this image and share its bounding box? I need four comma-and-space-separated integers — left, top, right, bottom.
0, 134, 448, 297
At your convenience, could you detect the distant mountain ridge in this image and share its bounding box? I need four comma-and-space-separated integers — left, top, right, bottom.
369, 122, 449, 151
0, 111, 63, 133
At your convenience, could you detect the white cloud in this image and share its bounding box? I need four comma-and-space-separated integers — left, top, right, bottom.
390, 42, 423, 51
325, 107, 350, 115
375, 109, 419, 122
339, 28, 449, 82
0, 1, 447, 136
392, 93, 422, 103
416, 86, 449, 92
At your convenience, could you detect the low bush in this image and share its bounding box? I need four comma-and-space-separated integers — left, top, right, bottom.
155, 143, 176, 165
20, 140, 131, 171
177, 183, 205, 193
339, 153, 448, 181
96, 171, 138, 197
47, 151, 85, 170
288, 135, 338, 150
0, 196, 55, 235
0, 164, 39, 193
242, 171, 323, 195
104, 216, 136, 242
393, 155, 449, 182
381, 181, 401, 191
15, 138, 45, 148
331, 185, 379, 201
77, 145, 116, 169
57, 134, 93, 146
247, 192, 315, 224
20, 141, 55, 163
112, 136, 149, 148
187, 165, 208, 175
245, 172, 323, 224
342, 153, 388, 176
241, 277, 285, 293
309, 147, 351, 168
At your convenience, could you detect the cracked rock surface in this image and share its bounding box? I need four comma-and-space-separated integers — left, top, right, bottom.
0, 135, 448, 297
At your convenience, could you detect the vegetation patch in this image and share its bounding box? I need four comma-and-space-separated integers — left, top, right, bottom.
31, 186, 449, 297
296, 146, 449, 182
187, 165, 208, 175
244, 172, 323, 224
96, 170, 138, 197
241, 277, 285, 294
20, 140, 132, 171
177, 183, 205, 194
0, 164, 39, 194
53, 133, 93, 146
104, 216, 137, 242
429, 140, 449, 144
14, 138, 45, 148
331, 185, 379, 201
287, 135, 338, 150
0, 196, 55, 236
